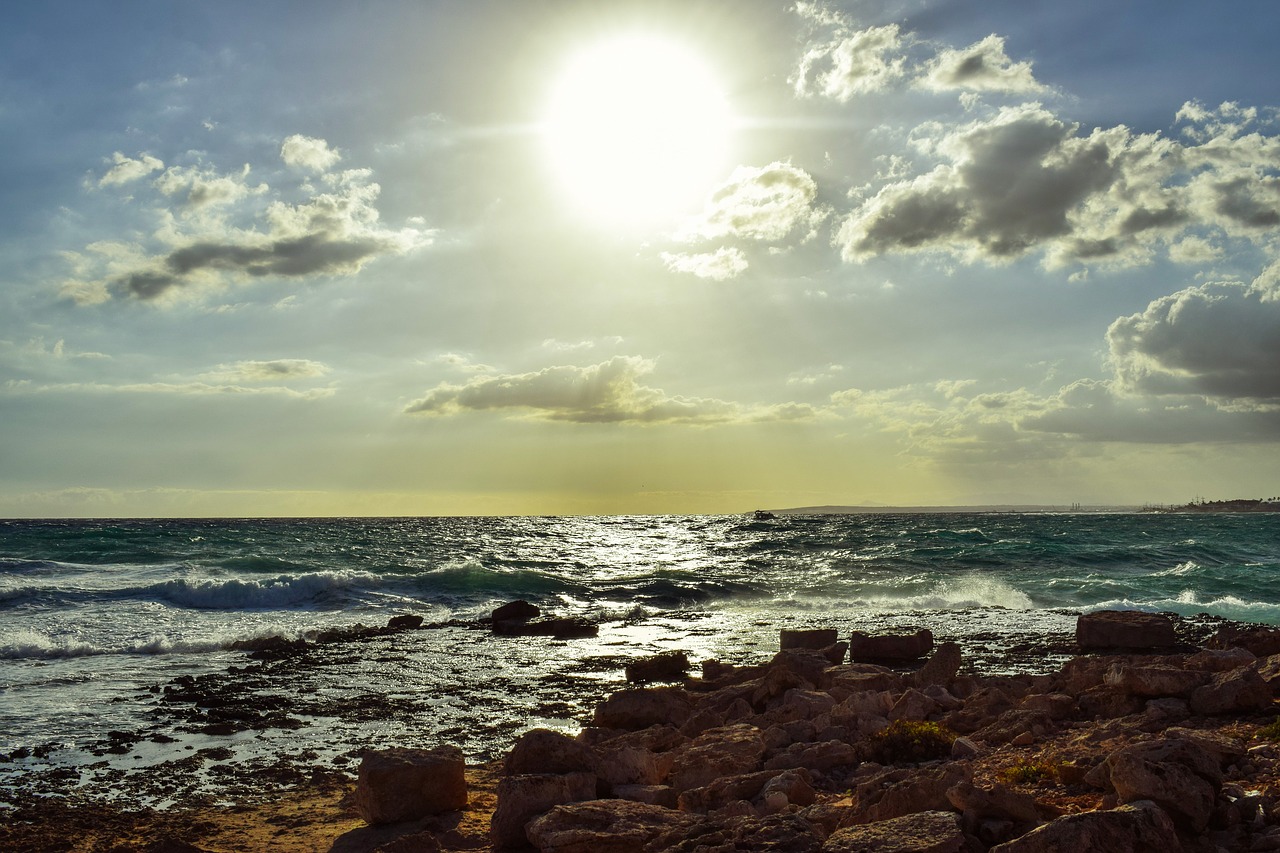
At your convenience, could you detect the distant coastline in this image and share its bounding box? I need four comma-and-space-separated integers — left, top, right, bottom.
764, 499, 1280, 515
763, 504, 1141, 515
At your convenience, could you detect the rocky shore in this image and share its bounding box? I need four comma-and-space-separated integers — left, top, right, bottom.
8, 608, 1280, 851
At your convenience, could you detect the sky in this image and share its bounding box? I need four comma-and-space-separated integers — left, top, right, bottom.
3, 0, 1280, 517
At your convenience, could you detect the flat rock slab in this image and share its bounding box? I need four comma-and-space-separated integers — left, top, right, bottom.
1076, 611, 1175, 650
355, 746, 467, 825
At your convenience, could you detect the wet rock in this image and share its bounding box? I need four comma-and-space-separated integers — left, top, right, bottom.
593, 686, 694, 731
491, 772, 596, 850
823, 810, 964, 853
492, 600, 540, 624
386, 614, 423, 630
780, 628, 839, 650
504, 728, 600, 777
525, 798, 695, 853
354, 746, 467, 825
494, 617, 599, 639
1076, 610, 1175, 650
1210, 624, 1280, 657
850, 629, 934, 663
626, 652, 690, 684
988, 800, 1179, 852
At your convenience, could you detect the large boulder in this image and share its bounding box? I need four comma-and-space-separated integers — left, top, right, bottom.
781, 628, 839, 650
823, 810, 964, 853
850, 629, 934, 663
910, 642, 962, 688
504, 728, 600, 777
492, 600, 540, 623
989, 801, 1179, 852
1188, 665, 1273, 714
593, 686, 694, 730
1086, 737, 1222, 833
668, 724, 766, 793
525, 799, 695, 853
491, 772, 596, 850
626, 652, 690, 684
354, 746, 467, 825
1076, 611, 1175, 650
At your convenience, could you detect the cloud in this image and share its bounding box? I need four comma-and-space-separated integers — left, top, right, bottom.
404, 356, 818, 425
98, 152, 164, 187
200, 359, 332, 383
835, 100, 1280, 270
922, 35, 1043, 94
1107, 268, 1280, 401
680, 162, 821, 243
4, 378, 334, 400
280, 134, 342, 172
661, 247, 749, 281
62, 144, 435, 304
792, 20, 908, 101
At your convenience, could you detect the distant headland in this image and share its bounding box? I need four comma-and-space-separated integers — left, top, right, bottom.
1144, 497, 1280, 513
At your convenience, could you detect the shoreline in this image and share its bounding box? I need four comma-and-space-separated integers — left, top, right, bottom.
4, 609, 1279, 851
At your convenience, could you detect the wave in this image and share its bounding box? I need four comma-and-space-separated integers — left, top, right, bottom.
141, 570, 384, 610
0, 628, 238, 660
784, 575, 1036, 611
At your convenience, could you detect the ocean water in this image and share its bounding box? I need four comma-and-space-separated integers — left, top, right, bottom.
2, 512, 1278, 804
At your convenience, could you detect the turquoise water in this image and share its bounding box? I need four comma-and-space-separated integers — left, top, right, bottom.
1, 512, 1277, 800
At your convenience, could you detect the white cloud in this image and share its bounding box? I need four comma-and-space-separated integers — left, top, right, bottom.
280, 135, 342, 172
661, 247, 749, 281
679, 162, 821, 243
98, 152, 164, 187
792, 9, 908, 101
62, 142, 435, 304
404, 356, 819, 425
922, 35, 1043, 94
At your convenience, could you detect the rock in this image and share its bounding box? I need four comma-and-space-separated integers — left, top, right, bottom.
354, 746, 467, 825
595, 744, 671, 787
888, 688, 939, 722
652, 813, 826, 853
493, 600, 541, 623
778, 688, 837, 721
1189, 665, 1273, 715
1210, 624, 1280, 657
763, 738, 860, 773
373, 831, 442, 853
823, 642, 849, 665
1186, 646, 1257, 671
910, 641, 962, 688
969, 709, 1055, 746
626, 652, 690, 684
504, 728, 600, 777
1076, 610, 1175, 650
526, 798, 695, 853
594, 687, 694, 730
668, 724, 766, 792
823, 810, 964, 853
1102, 663, 1208, 697
768, 649, 831, 688
386, 614, 423, 630
850, 629, 934, 663
612, 784, 678, 808
781, 628, 840, 650
491, 772, 596, 850
946, 780, 1046, 825
1017, 692, 1075, 719
1091, 737, 1222, 832
678, 769, 792, 813
850, 764, 969, 824
988, 801, 1179, 852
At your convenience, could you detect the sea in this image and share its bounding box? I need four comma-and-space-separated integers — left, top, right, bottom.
2, 512, 1278, 806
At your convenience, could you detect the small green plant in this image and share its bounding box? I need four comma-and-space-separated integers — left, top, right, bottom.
865, 720, 957, 764
998, 760, 1058, 785
1254, 717, 1280, 742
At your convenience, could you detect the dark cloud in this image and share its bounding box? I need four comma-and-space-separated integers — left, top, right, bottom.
922, 35, 1043, 94
1108, 270, 1280, 401
405, 356, 818, 425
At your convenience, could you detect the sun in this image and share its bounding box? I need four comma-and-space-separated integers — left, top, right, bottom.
542, 34, 733, 229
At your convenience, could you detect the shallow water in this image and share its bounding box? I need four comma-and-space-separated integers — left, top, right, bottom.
1, 512, 1276, 803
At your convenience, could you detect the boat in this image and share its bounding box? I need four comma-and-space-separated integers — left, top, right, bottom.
751, 509, 777, 521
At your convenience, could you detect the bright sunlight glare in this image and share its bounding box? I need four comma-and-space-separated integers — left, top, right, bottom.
543, 35, 732, 229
